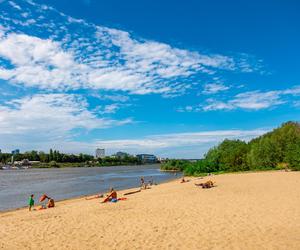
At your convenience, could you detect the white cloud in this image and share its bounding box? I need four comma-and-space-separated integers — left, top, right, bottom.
202, 99, 234, 111
203, 91, 284, 111
8, 1, 21, 10
180, 86, 300, 112
62, 128, 268, 157
202, 83, 230, 94
282, 86, 300, 95
229, 91, 284, 110
94, 103, 131, 115
0, 0, 261, 96
95, 129, 267, 149
0, 94, 131, 140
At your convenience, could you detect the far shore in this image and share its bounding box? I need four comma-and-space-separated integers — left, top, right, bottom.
0, 162, 161, 170
1, 171, 300, 249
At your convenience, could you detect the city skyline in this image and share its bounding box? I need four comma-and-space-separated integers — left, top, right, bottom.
0, 0, 299, 158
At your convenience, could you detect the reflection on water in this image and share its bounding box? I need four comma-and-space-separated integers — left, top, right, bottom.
0, 165, 179, 211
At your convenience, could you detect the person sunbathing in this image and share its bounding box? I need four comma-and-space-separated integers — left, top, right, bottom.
181, 177, 191, 183
38, 194, 55, 209
47, 198, 55, 208
86, 194, 104, 200
195, 180, 215, 188
102, 188, 117, 203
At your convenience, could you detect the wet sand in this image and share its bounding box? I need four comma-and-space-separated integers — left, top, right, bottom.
1, 171, 300, 250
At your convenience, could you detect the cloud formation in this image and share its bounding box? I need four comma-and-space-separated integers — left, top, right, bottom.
202, 83, 230, 94
0, 94, 131, 140
179, 86, 300, 112
0, 0, 261, 96
0, 0, 274, 157
0, 120, 268, 158
93, 129, 268, 150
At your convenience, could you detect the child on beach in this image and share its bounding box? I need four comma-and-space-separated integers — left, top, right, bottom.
28, 194, 34, 211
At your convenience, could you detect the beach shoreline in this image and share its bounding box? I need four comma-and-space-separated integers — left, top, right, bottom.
0, 174, 181, 214
1, 171, 300, 250
0, 164, 177, 212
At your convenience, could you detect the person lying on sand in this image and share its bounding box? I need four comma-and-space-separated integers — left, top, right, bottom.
181, 177, 190, 183
102, 188, 118, 203
124, 189, 141, 196
86, 194, 104, 200
195, 180, 215, 189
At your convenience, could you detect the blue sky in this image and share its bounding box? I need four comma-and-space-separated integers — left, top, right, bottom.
0, 0, 299, 158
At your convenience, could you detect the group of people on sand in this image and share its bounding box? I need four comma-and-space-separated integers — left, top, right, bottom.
140, 176, 155, 189
29, 175, 155, 209
28, 175, 214, 210
99, 175, 215, 205
28, 194, 55, 211
195, 180, 215, 188
181, 176, 215, 189
88, 176, 155, 204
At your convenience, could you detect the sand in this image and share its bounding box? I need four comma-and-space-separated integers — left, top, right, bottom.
1, 171, 300, 250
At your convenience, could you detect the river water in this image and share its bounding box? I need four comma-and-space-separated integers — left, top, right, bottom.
0, 165, 179, 211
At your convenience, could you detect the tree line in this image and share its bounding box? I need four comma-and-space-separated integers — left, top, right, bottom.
0, 149, 142, 167
0, 149, 94, 163
161, 121, 300, 175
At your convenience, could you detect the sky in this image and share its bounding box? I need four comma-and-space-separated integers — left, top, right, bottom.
0, 0, 299, 158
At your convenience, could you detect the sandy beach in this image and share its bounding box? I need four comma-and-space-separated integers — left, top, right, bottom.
1, 171, 300, 250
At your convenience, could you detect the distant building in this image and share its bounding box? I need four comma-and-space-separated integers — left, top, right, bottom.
136, 154, 158, 163
113, 151, 130, 158
11, 149, 20, 155
157, 157, 168, 162
95, 148, 105, 159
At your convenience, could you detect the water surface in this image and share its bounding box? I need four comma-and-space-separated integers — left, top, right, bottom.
0, 165, 179, 211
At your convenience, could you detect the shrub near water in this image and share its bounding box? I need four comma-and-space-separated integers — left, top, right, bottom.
161, 121, 300, 175
160, 160, 192, 171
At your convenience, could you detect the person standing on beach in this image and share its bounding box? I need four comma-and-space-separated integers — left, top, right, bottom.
28, 194, 34, 211
149, 176, 154, 186
140, 176, 146, 189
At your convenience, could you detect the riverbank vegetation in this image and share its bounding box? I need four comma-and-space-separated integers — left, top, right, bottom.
0, 150, 142, 168
161, 121, 300, 175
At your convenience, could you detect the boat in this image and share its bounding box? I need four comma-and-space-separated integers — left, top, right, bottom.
1, 165, 12, 170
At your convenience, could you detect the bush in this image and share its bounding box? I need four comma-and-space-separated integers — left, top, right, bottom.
160, 160, 191, 171
160, 122, 300, 176
49, 161, 60, 168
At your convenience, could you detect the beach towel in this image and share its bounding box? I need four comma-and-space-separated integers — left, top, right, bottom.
117, 197, 127, 201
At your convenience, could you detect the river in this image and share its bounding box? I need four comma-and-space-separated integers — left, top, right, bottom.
0, 164, 180, 211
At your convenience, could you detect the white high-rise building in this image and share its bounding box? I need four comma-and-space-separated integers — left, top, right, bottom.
95, 148, 105, 159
